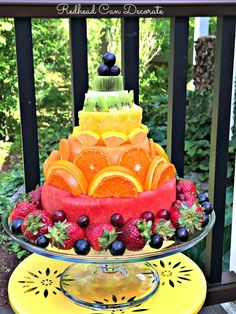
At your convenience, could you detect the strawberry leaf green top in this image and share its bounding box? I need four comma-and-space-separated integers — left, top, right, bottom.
24, 214, 45, 236
98, 228, 119, 250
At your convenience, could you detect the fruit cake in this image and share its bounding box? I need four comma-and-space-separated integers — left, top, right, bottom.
9, 53, 212, 255
41, 52, 177, 224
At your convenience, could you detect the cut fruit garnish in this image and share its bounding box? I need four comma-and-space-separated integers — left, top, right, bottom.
149, 139, 170, 163
75, 130, 100, 146
88, 166, 143, 198
153, 143, 170, 163
73, 148, 111, 183
151, 163, 176, 190
43, 150, 61, 178
59, 139, 70, 160
144, 156, 166, 190
128, 127, 147, 144
45, 160, 88, 195
101, 131, 127, 147
118, 147, 152, 184
141, 124, 149, 134
149, 139, 155, 159
72, 126, 81, 137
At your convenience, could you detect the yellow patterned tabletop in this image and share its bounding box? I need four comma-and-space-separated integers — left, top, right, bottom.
8, 252, 206, 314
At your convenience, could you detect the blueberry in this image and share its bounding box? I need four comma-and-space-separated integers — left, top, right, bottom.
103, 52, 116, 67
149, 234, 163, 249
202, 201, 213, 215
156, 209, 170, 220
35, 235, 49, 248
175, 227, 189, 242
77, 215, 90, 228
109, 65, 120, 76
11, 218, 23, 235
109, 240, 126, 256
74, 240, 91, 255
97, 64, 109, 76
110, 213, 124, 228
141, 211, 155, 222
52, 210, 66, 223
198, 193, 209, 203
202, 214, 209, 227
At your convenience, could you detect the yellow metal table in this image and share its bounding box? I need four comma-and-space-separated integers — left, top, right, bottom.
8, 252, 206, 314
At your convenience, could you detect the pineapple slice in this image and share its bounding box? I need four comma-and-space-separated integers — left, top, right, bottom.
78, 105, 142, 135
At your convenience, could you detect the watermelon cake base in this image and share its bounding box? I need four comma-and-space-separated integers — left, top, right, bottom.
41, 178, 176, 224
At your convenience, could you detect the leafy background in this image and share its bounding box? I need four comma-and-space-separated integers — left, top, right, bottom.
0, 17, 235, 270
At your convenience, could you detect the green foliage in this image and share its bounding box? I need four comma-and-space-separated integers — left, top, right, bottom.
141, 93, 168, 146
184, 90, 212, 181
0, 19, 19, 141
10, 242, 29, 260
0, 171, 23, 213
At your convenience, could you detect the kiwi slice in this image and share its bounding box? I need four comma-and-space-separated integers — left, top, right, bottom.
128, 90, 134, 103
83, 97, 98, 112
96, 96, 109, 112
107, 95, 122, 111
92, 76, 124, 91
118, 91, 134, 108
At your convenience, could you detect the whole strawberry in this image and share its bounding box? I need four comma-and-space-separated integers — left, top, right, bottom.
47, 221, 85, 250
184, 193, 198, 207
152, 218, 175, 240
21, 210, 53, 242
10, 202, 38, 222
169, 206, 182, 228
85, 223, 117, 251
170, 203, 204, 233
120, 218, 152, 251
29, 186, 42, 209
177, 180, 197, 196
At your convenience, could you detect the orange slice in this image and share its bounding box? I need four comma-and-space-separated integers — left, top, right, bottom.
144, 156, 166, 190
151, 163, 176, 190
43, 150, 61, 178
88, 166, 143, 198
101, 131, 127, 147
76, 130, 100, 146
59, 138, 70, 160
128, 127, 147, 144
46, 160, 88, 195
73, 148, 111, 183
47, 169, 84, 196
118, 147, 152, 184
149, 139, 155, 159
154, 143, 170, 163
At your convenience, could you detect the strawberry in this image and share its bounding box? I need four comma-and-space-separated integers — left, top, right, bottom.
152, 218, 175, 240
119, 218, 152, 251
184, 193, 198, 207
170, 203, 204, 233
177, 180, 197, 196
169, 206, 182, 228
47, 221, 84, 250
85, 223, 117, 251
9, 202, 37, 222
29, 186, 42, 209
21, 210, 53, 242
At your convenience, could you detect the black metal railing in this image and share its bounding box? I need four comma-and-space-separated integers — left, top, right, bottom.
0, 0, 236, 306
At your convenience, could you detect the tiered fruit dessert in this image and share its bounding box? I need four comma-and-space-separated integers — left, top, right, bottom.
9, 53, 213, 256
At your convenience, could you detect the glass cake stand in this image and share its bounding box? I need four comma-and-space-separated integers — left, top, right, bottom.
2, 211, 215, 310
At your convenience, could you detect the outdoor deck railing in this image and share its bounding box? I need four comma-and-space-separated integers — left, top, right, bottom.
0, 0, 236, 306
